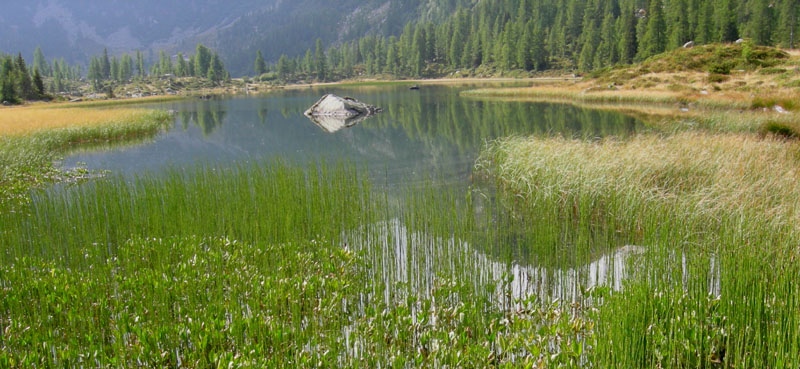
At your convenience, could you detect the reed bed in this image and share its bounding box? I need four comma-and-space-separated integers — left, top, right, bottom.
0, 161, 598, 367
479, 132, 800, 367
0, 110, 170, 209
0, 106, 164, 137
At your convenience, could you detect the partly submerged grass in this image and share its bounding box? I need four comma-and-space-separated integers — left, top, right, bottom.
0, 109, 171, 208
479, 132, 800, 367
0, 161, 595, 368
0, 105, 168, 136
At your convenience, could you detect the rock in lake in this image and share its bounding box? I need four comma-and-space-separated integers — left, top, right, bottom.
304, 94, 382, 133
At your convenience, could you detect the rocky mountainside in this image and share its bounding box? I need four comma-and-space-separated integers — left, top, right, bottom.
0, 0, 473, 75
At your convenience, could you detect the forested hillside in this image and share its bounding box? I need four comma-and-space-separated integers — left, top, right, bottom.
271, 0, 800, 80
0, 0, 474, 76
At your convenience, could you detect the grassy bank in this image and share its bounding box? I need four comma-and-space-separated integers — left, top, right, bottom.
463, 43, 800, 135
0, 105, 171, 208
478, 132, 800, 367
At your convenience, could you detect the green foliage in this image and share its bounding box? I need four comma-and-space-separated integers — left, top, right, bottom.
264, 0, 791, 81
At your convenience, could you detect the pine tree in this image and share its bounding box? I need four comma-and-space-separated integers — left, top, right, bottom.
595, 12, 618, 68
195, 44, 212, 79
617, 5, 638, 64
136, 50, 145, 79
667, 0, 690, 49
0, 57, 18, 104
176, 53, 187, 77
101, 48, 111, 80
530, 22, 548, 71
777, 0, 798, 48
638, 0, 667, 61
314, 39, 327, 81
32, 68, 45, 97
277, 54, 290, 80
714, 0, 738, 42
33, 47, 50, 77
517, 21, 533, 71
254, 50, 267, 76
744, 0, 773, 45
14, 53, 34, 100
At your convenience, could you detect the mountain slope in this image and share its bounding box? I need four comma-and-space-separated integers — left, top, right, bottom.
0, 0, 473, 75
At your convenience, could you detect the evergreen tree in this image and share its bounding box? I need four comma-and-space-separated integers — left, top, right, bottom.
714, 0, 738, 42
32, 68, 45, 97
277, 54, 290, 80
101, 48, 111, 79
136, 50, 146, 79
314, 39, 327, 81
33, 47, 50, 77
254, 50, 267, 76
638, 0, 667, 61
14, 53, 35, 100
195, 44, 213, 79
777, 0, 798, 48
0, 57, 17, 103
667, 0, 690, 49
517, 21, 534, 71
176, 53, 187, 77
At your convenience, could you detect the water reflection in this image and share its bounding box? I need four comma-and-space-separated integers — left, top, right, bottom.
63, 85, 646, 183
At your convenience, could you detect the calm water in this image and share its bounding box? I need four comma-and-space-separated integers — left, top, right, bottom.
60, 84, 649, 300
63, 84, 644, 185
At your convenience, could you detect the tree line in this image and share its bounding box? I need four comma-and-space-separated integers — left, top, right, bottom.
260, 0, 800, 80
87, 44, 230, 90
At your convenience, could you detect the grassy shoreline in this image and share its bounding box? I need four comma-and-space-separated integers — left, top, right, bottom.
0, 106, 171, 208
477, 131, 800, 367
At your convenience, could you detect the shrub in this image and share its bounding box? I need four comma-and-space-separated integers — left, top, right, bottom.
707, 73, 729, 83
708, 63, 731, 75
759, 121, 799, 139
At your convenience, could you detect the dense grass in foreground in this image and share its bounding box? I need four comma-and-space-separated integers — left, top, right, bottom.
479, 132, 800, 367
4, 136, 798, 366
0, 162, 597, 367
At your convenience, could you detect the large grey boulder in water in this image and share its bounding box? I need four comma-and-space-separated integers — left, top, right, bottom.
304, 94, 382, 133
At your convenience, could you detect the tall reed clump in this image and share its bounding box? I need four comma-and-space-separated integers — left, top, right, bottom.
0, 161, 595, 367
478, 132, 800, 368
0, 110, 171, 208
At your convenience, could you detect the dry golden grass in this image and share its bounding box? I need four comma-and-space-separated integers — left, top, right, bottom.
482, 132, 800, 232
0, 106, 156, 137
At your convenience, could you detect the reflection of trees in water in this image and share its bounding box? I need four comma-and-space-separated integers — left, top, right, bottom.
362, 91, 644, 152
186, 101, 228, 136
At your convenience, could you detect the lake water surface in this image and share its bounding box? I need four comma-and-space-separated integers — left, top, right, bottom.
61, 83, 650, 301
63, 84, 644, 185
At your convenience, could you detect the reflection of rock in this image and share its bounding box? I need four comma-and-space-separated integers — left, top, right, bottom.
304, 94, 382, 133
306, 113, 377, 133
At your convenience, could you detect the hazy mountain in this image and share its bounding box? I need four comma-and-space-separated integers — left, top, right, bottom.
0, 0, 471, 75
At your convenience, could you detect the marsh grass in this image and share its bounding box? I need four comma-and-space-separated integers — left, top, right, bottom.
0, 110, 171, 209
0, 161, 600, 367
479, 132, 800, 367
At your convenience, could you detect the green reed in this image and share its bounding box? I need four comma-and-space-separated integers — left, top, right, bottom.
1, 161, 598, 368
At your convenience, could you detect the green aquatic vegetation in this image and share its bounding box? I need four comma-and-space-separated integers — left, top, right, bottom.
0, 161, 598, 367
480, 133, 800, 368
0, 110, 171, 209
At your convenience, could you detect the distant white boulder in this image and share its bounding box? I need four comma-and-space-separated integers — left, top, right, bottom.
304, 94, 382, 133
